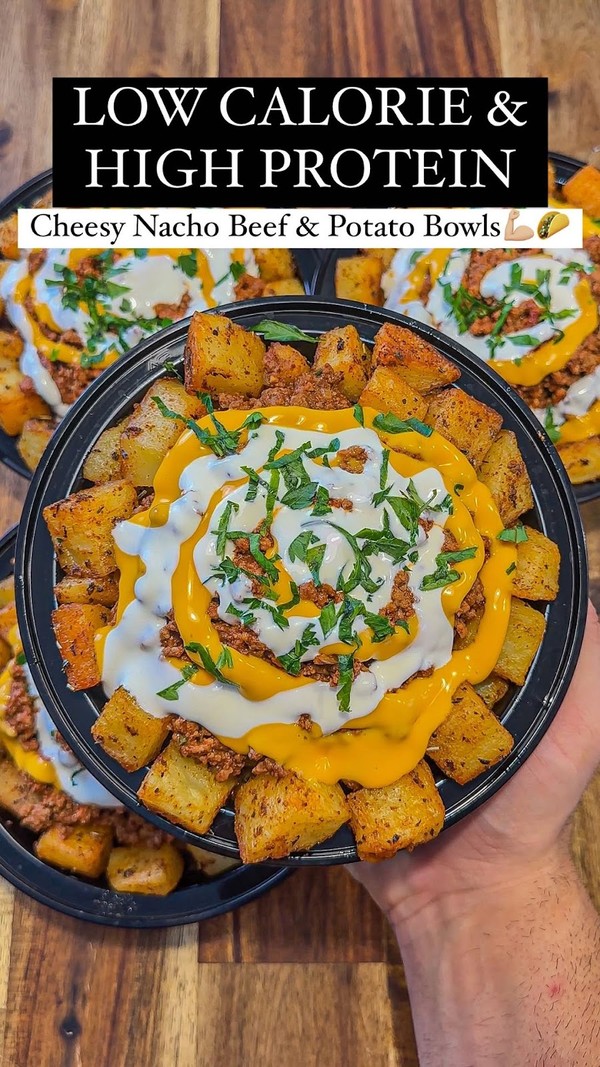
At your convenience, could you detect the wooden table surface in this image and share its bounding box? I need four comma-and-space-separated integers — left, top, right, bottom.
0, 2, 599, 1064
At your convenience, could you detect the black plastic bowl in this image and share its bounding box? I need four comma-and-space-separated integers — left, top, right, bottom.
0, 526, 289, 925
0, 168, 322, 479
16, 297, 588, 865
313, 151, 600, 506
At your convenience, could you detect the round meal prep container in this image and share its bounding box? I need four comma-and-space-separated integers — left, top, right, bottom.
0, 527, 289, 925
15, 296, 588, 865
0, 168, 322, 479
313, 152, 600, 505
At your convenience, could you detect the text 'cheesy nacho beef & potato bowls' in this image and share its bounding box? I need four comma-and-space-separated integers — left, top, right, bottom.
16, 299, 587, 865
321, 154, 600, 502
0, 169, 318, 479
0, 526, 287, 927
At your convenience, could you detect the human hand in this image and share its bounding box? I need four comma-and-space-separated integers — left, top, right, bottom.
349, 601, 600, 928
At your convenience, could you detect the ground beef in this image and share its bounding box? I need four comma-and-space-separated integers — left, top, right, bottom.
379, 570, 415, 626
160, 611, 186, 659
454, 577, 485, 640
208, 598, 280, 666
75, 256, 103, 281
234, 273, 266, 301
40, 355, 98, 406
28, 250, 46, 274
154, 291, 190, 322
337, 445, 368, 472
247, 748, 286, 778
584, 235, 600, 264
5, 770, 113, 834
330, 497, 353, 510
469, 299, 542, 337
298, 581, 342, 608
215, 392, 256, 410
264, 343, 309, 387
419, 268, 433, 304
462, 249, 540, 297
257, 366, 348, 411
4, 666, 39, 751
419, 516, 434, 534
19, 375, 36, 396
171, 718, 246, 781
132, 489, 155, 515
111, 811, 174, 849
297, 714, 312, 731
517, 329, 600, 408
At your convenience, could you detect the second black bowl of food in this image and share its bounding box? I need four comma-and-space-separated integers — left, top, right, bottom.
15, 297, 588, 865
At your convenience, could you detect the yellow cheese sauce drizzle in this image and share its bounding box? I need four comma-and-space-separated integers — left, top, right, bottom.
0, 661, 60, 787
98, 406, 515, 788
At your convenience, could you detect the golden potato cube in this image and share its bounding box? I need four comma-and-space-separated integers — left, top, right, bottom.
35, 823, 114, 878
0, 577, 14, 609
54, 573, 119, 608
120, 378, 205, 487
51, 603, 109, 690
0, 602, 17, 640
479, 430, 534, 526
558, 436, 600, 486
184, 312, 266, 397
426, 387, 502, 469
512, 526, 560, 602
0, 329, 23, 362
16, 418, 55, 472
106, 843, 185, 895
474, 673, 510, 709
82, 421, 126, 484
234, 773, 349, 862
562, 164, 600, 217
347, 761, 445, 862
373, 323, 460, 393
314, 325, 371, 402
43, 479, 137, 577
429, 682, 514, 785
138, 740, 236, 834
495, 599, 546, 685
264, 277, 305, 296
0, 362, 51, 436
360, 365, 428, 421
0, 214, 19, 259
335, 255, 384, 304
0, 638, 10, 673
0, 757, 25, 817
253, 248, 297, 282
264, 343, 310, 387
185, 844, 239, 876
92, 687, 171, 771
359, 247, 396, 269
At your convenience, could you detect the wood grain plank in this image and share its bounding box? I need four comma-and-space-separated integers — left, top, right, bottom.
0, 879, 15, 1067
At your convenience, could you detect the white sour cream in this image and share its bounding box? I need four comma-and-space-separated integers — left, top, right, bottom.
533, 365, 600, 429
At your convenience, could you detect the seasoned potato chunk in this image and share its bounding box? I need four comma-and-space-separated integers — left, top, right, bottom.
0, 601, 17, 640
0, 757, 26, 816
264, 277, 305, 296
360, 365, 428, 421
0, 214, 19, 259
479, 430, 534, 526
512, 526, 560, 601
373, 323, 460, 393
235, 773, 349, 862
474, 673, 510, 710
120, 378, 205, 486
359, 247, 396, 269
0, 329, 23, 362
264, 343, 310, 386
0, 576, 15, 608
253, 248, 296, 282
347, 761, 444, 862
186, 844, 239, 876
314, 325, 371, 402
0, 362, 50, 436
92, 687, 171, 771
429, 683, 514, 785
495, 599, 546, 685
16, 418, 55, 472
43, 480, 137, 577
106, 843, 185, 895
184, 312, 265, 397
558, 436, 600, 485
54, 574, 119, 608
52, 603, 109, 690
82, 421, 126, 484
138, 741, 236, 834
0, 638, 10, 673
335, 255, 384, 304
35, 824, 113, 878
426, 388, 502, 468
562, 164, 600, 217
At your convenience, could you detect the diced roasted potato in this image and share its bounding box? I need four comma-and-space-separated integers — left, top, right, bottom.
43, 479, 137, 577
0, 601, 17, 640
264, 277, 305, 296
558, 436, 600, 485
17, 418, 55, 472
0, 757, 26, 817
335, 255, 384, 304
264, 343, 310, 386
0, 329, 23, 362
106, 843, 185, 895
562, 164, 600, 217
51, 603, 109, 690
35, 823, 113, 878
494, 599, 546, 685
54, 573, 119, 608
234, 773, 349, 862
512, 526, 560, 601
360, 248, 396, 269
0, 637, 10, 672
347, 761, 445, 862
0, 361, 51, 436
314, 325, 371, 402
185, 844, 239, 876
184, 312, 265, 397
360, 365, 428, 421
474, 673, 510, 710
0, 576, 14, 608
82, 420, 126, 484
426, 387, 503, 468
120, 378, 205, 487
479, 430, 534, 526
253, 248, 296, 282
138, 741, 236, 834
373, 323, 460, 393
0, 214, 19, 259
429, 683, 513, 785
92, 687, 171, 771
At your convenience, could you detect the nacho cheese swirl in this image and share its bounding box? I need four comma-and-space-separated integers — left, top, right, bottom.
97, 406, 514, 788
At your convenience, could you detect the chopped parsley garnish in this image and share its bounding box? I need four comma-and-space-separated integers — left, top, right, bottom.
373, 412, 433, 437
485, 300, 513, 358
544, 407, 561, 443
267, 429, 286, 464
305, 542, 327, 584
157, 662, 198, 700
324, 522, 384, 594
420, 546, 476, 591
409, 250, 423, 267
336, 655, 355, 713
214, 500, 239, 556
185, 642, 237, 685
442, 283, 500, 334
506, 562, 517, 575
214, 259, 246, 287
248, 320, 317, 344
152, 396, 264, 458
353, 403, 364, 426
177, 252, 198, 278
312, 485, 332, 517
497, 524, 528, 544
15, 651, 26, 666
319, 601, 338, 638
278, 624, 320, 675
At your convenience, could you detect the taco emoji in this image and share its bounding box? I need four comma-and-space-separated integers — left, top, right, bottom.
537, 211, 569, 239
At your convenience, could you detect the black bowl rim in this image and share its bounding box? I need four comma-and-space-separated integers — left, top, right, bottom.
0, 168, 322, 479
0, 526, 289, 926
311, 151, 600, 505
15, 296, 589, 865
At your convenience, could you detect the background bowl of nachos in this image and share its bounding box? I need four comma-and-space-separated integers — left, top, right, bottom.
15, 297, 587, 865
